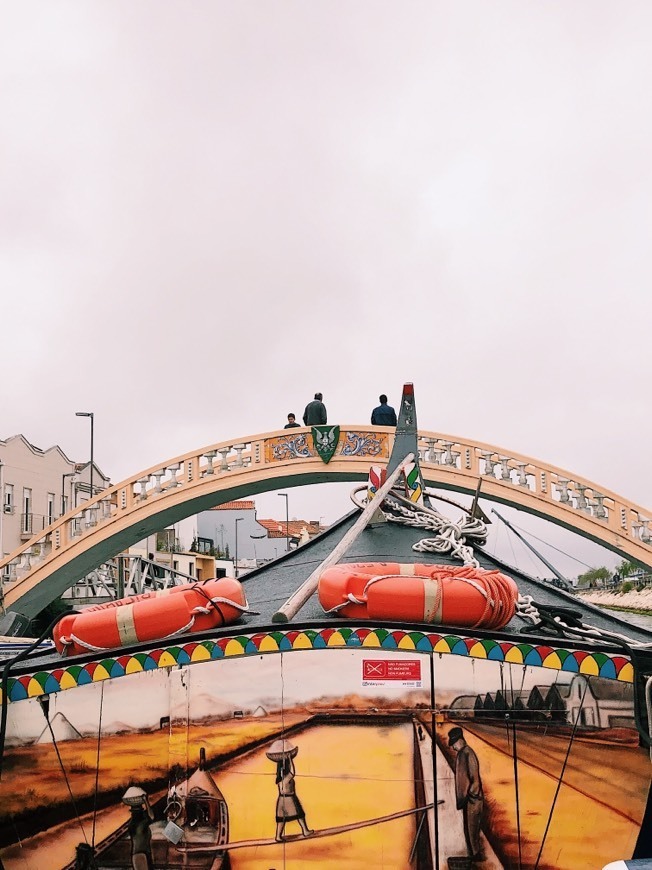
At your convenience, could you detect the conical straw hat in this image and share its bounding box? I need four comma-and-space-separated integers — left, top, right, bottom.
122, 786, 147, 806
265, 739, 298, 762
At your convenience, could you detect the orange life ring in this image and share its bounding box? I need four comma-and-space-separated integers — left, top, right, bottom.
318, 562, 518, 630
53, 577, 249, 656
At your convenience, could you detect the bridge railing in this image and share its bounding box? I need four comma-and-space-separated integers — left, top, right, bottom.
416, 432, 651, 545
1, 426, 651, 598
0, 434, 256, 587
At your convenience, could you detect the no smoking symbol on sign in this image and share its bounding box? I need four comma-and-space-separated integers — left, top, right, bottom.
363, 660, 388, 679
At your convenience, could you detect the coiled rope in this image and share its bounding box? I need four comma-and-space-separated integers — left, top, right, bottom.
350, 485, 487, 566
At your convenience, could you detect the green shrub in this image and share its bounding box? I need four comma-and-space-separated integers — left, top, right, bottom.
621, 581, 634, 593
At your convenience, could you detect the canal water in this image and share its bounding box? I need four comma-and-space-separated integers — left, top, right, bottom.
215, 721, 416, 870
603, 608, 652, 632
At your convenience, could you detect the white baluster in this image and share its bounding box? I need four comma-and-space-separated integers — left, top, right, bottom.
498, 456, 512, 481
574, 483, 589, 512
429, 446, 444, 465
591, 492, 607, 519
424, 439, 439, 464
440, 441, 457, 466
203, 450, 217, 476
166, 464, 181, 488
641, 520, 651, 543
556, 478, 571, 504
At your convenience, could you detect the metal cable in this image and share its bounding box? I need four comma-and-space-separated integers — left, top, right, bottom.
534, 679, 588, 869
40, 698, 89, 844
511, 719, 522, 870
91, 681, 105, 848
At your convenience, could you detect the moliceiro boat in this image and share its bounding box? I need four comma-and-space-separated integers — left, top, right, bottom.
1, 383, 652, 870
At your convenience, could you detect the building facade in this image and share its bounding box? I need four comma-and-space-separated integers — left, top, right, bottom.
196, 501, 326, 566
0, 435, 110, 569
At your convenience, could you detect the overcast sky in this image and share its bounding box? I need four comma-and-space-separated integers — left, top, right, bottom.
1, 3, 650, 575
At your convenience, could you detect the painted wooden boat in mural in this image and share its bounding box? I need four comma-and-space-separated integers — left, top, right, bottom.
1, 383, 652, 870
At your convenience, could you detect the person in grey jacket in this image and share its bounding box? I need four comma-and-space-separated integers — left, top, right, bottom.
303, 393, 327, 425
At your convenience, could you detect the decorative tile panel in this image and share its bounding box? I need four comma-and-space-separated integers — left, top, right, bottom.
0, 626, 633, 703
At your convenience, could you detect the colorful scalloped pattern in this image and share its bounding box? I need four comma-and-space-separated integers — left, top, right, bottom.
1, 626, 633, 703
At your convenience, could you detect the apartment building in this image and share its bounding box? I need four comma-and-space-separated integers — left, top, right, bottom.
0, 434, 110, 565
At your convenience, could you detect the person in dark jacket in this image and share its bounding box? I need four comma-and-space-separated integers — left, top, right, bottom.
448, 726, 485, 862
303, 393, 327, 425
284, 413, 300, 429
371, 394, 397, 426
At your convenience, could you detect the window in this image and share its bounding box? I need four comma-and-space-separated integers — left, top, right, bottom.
3, 483, 13, 514
188, 563, 194, 577
47, 493, 55, 525
22, 488, 32, 534
156, 529, 177, 552
195, 536, 213, 555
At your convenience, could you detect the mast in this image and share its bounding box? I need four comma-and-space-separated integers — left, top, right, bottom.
386, 383, 425, 505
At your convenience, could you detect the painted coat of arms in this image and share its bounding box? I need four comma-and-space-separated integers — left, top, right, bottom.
311, 425, 340, 463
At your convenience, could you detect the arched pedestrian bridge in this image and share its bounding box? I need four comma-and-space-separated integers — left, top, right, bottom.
2, 425, 651, 619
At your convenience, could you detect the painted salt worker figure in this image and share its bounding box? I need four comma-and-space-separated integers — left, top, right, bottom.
123, 786, 155, 870
448, 727, 485, 863
266, 739, 313, 841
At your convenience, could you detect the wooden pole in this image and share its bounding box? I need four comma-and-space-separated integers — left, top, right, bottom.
272, 453, 414, 623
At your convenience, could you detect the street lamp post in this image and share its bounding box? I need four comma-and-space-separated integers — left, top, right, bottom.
75, 412, 94, 501
278, 493, 289, 552
61, 471, 77, 515
234, 517, 243, 578
250, 533, 266, 567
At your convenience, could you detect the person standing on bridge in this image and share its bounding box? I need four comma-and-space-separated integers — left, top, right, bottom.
371, 394, 397, 426
284, 413, 300, 429
448, 726, 485, 863
303, 392, 327, 426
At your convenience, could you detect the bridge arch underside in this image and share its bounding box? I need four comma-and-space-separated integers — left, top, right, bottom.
10, 460, 651, 620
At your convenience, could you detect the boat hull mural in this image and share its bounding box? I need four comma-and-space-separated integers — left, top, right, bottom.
0, 626, 647, 870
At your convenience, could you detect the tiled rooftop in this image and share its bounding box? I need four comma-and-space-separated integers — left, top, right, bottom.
257, 518, 322, 539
